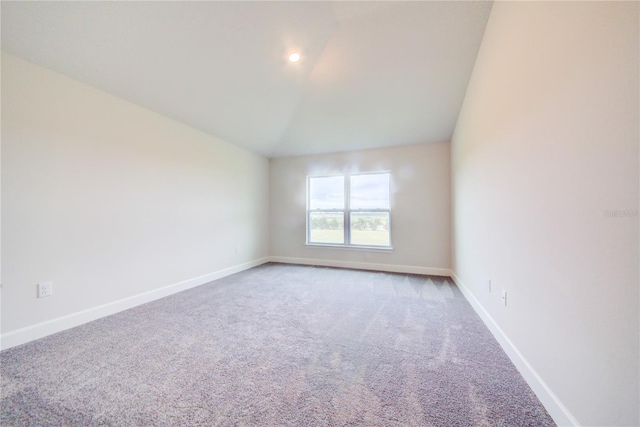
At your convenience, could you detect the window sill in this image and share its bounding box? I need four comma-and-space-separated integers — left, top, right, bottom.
305, 243, 394, 252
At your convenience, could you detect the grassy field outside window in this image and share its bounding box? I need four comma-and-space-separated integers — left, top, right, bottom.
307, 172, 391, 247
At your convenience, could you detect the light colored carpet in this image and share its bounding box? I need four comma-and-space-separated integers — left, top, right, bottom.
1, 263, 555, 426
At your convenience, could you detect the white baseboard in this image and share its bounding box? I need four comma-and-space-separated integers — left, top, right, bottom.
450, 271, 579, 427
0, 257, 270, 351
268, 256, 452, 277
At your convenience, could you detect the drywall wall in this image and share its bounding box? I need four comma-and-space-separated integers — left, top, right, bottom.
270, 143, 451, 274
451, 2, 639, 426
1, 53, 269, 343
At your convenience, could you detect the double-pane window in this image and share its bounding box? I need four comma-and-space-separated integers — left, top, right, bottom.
307, 172, 391, 247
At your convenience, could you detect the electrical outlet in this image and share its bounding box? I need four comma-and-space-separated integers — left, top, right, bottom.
487, 278, 492, 293
501, 289, 507, 306
38, 282, 53, 298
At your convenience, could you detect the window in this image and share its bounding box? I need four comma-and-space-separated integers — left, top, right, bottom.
307, 172, 391, 248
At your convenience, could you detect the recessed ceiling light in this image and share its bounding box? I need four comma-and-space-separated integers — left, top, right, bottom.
288, 52, 300, 63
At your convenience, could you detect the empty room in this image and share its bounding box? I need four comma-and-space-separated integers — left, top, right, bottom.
1, 1, 638, 426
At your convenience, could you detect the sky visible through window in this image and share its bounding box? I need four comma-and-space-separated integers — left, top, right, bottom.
309, 173, 389, 210
350, 173, 389, 209
309, 176, 344, 209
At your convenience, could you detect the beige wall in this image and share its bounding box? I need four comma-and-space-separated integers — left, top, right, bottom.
1, 53, 269, 338
451, 2, 639, 426
270, 143, 451, 274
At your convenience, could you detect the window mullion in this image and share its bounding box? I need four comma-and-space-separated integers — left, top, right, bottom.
345, 175, 350, 245
307, 176, 313, 244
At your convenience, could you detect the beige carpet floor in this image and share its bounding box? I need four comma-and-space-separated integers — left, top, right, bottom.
1, 263, 555, 426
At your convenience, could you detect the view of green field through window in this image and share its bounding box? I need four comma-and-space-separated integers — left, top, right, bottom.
308, 173, 390, 247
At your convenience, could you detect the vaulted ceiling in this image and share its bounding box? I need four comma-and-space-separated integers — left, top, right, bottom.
1, 1, 492, 158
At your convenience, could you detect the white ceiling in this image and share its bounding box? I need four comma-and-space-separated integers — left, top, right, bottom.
1, 1, 492, 158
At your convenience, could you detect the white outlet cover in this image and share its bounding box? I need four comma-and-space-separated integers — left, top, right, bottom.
38, 281, 53, 298
501, 289, 507, 306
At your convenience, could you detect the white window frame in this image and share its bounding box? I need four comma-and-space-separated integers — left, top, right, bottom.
306, 171, 393, 250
